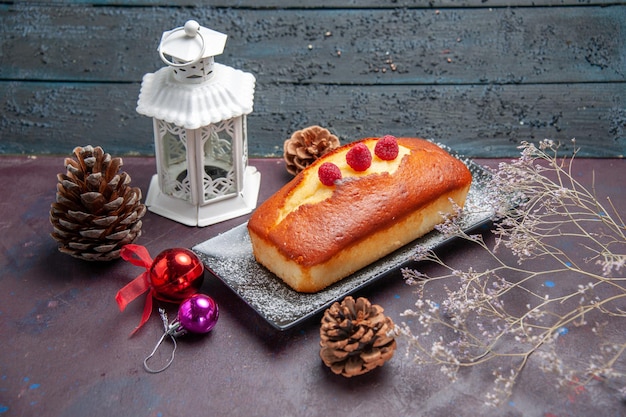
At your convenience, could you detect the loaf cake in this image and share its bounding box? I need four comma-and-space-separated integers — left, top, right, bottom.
247, 136, 472, 293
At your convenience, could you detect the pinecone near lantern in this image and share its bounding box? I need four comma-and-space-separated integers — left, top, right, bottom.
320, 296, 396, 377
50, 145, 146, 261
283, 125, 340, 175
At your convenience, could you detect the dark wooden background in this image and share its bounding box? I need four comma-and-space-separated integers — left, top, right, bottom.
1, 1, 624, 158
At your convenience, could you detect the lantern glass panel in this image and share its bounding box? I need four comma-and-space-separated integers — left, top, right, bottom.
159, 120, 192, 203
201, 119, 236, 202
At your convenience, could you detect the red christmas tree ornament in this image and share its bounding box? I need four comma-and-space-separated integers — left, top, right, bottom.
115, 244, 204, 335
149, 248, 204, 302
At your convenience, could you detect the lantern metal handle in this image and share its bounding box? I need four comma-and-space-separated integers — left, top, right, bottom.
158, 20, 206, 68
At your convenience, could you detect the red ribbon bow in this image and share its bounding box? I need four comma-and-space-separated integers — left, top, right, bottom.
115, 244, 154, 335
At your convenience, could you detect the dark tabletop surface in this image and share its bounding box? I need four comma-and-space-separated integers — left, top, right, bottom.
0, 155, 624, 417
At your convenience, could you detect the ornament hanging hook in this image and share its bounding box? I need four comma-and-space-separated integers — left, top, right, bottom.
143, 308, 178, 373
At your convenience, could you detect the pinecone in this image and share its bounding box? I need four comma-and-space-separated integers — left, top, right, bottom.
50, 145, 146, 261
320, 296, 396, 377
283, 125, 340, 175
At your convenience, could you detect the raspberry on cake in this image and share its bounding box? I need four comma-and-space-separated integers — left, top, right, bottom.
318, 162, 342, 186
345, 142, 372, 171
247, 136, 473, 293
374, 135, 400, 160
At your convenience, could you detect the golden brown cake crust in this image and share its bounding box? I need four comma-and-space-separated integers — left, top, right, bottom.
248, 137, 472, 291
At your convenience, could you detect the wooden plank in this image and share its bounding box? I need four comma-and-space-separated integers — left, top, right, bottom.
15, 1, 622, 8
1, 5, 624, 85
1, 2, 624, 158
1, 81, 623, 158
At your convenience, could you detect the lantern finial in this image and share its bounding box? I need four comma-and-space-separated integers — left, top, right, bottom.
183, 20, 201, 37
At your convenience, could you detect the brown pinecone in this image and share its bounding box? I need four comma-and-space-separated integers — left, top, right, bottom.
283, 125, 340, 175
50, 145, 146, 261
320, 296, 396, 377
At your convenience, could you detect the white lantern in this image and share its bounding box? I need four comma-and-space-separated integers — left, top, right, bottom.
137, 20, 261, 226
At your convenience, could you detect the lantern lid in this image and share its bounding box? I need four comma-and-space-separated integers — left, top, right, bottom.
159, 20, 227, 65
136, 63, 256, 130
